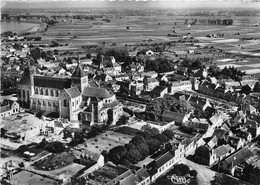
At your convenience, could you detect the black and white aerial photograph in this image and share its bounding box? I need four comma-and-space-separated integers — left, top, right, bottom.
0, 0, 260, 184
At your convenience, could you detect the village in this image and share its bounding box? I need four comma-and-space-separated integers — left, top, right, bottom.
1, 5, 260, 185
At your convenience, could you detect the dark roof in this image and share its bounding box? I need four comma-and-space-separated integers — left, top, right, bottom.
212, 128, 229, 140
151, 86, 167, 94
65, 86, 81, 98
228, 136, 243, 147
19, 71, 31, 86
72, 64, 87, 78
223, 147, 252, 167
83, 86, 113, 99
34, 75, 71, 89
153, 151, 174, 169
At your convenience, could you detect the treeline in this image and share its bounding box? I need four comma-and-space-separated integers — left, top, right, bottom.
184, 18, 233, 26
108, 125, 175, 166
145, 58, 176, 73
208, 65, 246, 81
51, 15, 100, 20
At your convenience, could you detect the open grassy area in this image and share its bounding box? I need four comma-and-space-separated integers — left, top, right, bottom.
82, 131, 133, 153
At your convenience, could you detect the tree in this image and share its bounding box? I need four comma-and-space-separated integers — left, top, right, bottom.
108, 146, 127, 165
136, 131, 152, 141
124, 143, 136, 151
45, 141, 66, 153
86, 53, 91, 59
162, 129, 174, 139
124, 148, 142, 164
208, 65, 220, 76
131, 135, 145, 146
54, 49, 59, 55
141, 124, 160, 136
136, 143, 149, 160
116, 115, 129, 126
153, 134, 170, 144
146, 139, 161, 155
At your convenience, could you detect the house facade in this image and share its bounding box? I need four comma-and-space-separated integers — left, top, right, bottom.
0, 100, 20, 118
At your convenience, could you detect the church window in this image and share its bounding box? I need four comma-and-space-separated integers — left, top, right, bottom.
40, 88, 44, 95
56, 90, 59, 97
50, 90, 54, 96
45, 89, 48, 96
76, 100, 78, 105
63, 100, 67, 107
27, 90, 30, 100
23, 90, 26, 99
72, 102, 74, 107
35, 88, 38, 94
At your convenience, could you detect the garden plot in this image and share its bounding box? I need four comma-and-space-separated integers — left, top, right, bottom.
83, 131, 133, 153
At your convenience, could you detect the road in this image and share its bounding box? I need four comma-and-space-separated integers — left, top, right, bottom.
182, 158, 216, 185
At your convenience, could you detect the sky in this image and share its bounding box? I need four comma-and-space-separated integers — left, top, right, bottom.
1, 0, 260, 9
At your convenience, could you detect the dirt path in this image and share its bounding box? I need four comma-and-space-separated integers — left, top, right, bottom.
182, 158, 216, 185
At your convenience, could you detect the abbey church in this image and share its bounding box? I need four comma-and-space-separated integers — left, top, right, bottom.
17, 63, 123, 125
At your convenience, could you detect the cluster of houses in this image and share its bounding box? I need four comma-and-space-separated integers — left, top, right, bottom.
197, 78, 260, 109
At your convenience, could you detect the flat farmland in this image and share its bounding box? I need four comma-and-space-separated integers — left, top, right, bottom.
41, 15, 259, 49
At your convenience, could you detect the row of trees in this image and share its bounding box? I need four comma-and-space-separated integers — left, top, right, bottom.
208, 65, 246, 81
145, 96, 193, 121
108, 126, 175, 166
198, 19, 233, 25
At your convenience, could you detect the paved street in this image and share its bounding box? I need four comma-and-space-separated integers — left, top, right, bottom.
182, 158, 216, 185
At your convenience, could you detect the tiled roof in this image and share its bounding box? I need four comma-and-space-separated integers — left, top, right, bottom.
34, 75, 71, 89
154, 151, 174, 168
88, 80, 99, 88
72, 65, 87, 78
0, 105, 11, 113
214, 144, 232, 158
83, 86, 113, 99
223, 147, 252, 167
212, 128, 228, 140
65, 86, 81, 98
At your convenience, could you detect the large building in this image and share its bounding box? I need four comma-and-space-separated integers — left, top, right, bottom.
17, 63, 123, 125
